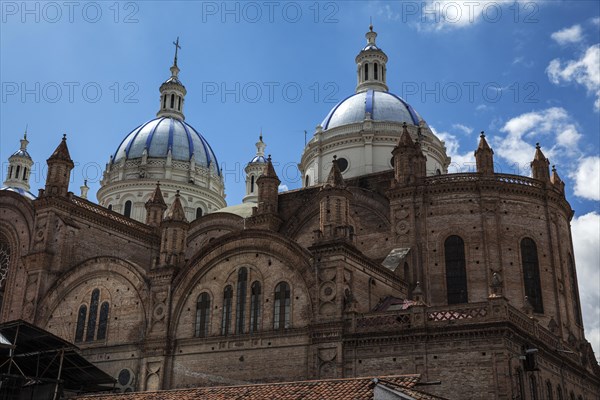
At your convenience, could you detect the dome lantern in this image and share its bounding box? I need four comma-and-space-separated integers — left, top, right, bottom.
157, 37, 187, 121
355, 24, 389, 93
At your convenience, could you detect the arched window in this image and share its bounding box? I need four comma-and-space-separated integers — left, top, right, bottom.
23, 167, 27, 180
546, 380, 553, 400
15, 166, 20, 180
163, 95, 167, 109
235, 268, 248, 334
124, 201, 132, 218
195, 292, 211, 337
516, 370, 525, 400
557, 385, 563, 400
0, 234, 11, 311
221, 285, 233, 335
274, 282, 290, 330
568, 254, 582, 325
250, 175, 255, 193
86, 289, 100, 341
445, 235, 468, 304
364, 64, 369, 81
305, 175, 310, 187
178, 96, 181, 111
374, 62, 378, 80
170, 94, 175, 108
529, 375, 538, 400
195, 208, 203, 220
75, 305, 87, 342
250, 281, 261, 333
97, 301, 109, 340
8, 166, 13, 179
521, 238, 543, 313
108, 204, 113, 211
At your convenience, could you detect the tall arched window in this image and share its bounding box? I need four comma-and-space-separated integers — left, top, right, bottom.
22, 167, 27, 180
250, 175, 255, 193
529, 375, 538, 400
97, 301, 109, 340
178, 96, 181, 111
364, 64, 369, 81
0, 234, 11, 311
75, 305, 87, 342
15, 166, 20, 180
546, 380, 553, 400
521, 238, 543, 313
8, 166, 13, 179
170, 94, 175, 108
235, 268, 248, 334
305, 175, 310, 187
221, 285, 233, 335
274, 282, 290, 330
163, 95, 167, 109
374, 62, 378, 80
195, 292, 211, 337
124, 201, 132, 218
568, 254, 582, 325
445, 235, 468, 304
196, 208, 203, 220
557, 385, 563, 400
250, 281, 261, 333
108, 204, 113, 211
86, 289, 100, 341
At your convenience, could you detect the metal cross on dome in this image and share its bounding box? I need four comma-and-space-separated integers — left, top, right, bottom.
173, 37, 181, 65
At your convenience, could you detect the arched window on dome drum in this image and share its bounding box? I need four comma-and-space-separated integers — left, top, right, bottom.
235, 268, 248, 334
170, 94, 175, 109
163, 95, 167, 109
546, 380, 553, 400
108, 204, 113, 211
75, 305, 87, 343
529, 375, 538, 400
250, 175, 255, 193
195, 208, 203, 220
15, 166, 20, 180
305, 175, 310, 187
178, 96, 181, 111
250, 281, 261, 334
124, 201, 132, 218
568, 253, 582, 325
195, 292, 210, 338
274, 282, 290, 330
86, 289, 100, 342
521, 238, 543, 313
364, 64, 369, 81
374, 62, 378, 80
221, 285, 233, 335
97, 301, 109, 340
444, 235, 468, 304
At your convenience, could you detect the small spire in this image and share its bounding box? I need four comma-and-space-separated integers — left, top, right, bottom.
324, 156, 345, 188
165, 189, 187, 222
24, 124, 28, 140
533, 143, 546, 161
398, 122, 414, 146
48, 134, 73, 162
477, 131, 492, 151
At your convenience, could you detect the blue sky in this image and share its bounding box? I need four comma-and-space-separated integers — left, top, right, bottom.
1, 1, 599, 355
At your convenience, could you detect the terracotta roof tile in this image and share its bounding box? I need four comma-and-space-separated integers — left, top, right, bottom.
76, 375, 448, 400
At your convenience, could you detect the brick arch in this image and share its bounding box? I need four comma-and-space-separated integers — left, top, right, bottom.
170, 230, 314, 338
36, 256, 150, 341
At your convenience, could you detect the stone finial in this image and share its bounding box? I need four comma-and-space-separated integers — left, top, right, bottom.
324, 156, 345, 188
164, 190, 187, 222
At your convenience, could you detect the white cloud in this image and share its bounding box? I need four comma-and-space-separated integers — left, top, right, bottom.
431, 125, 476, 172
278, 184, 289, 192
496, 107, 582, 168
551, 24, 583, 45
570, 156, 600, 201
547, 44, 600, 111
451, 123, 473, 135
572, 212, 600, 359
591, 17, 600, 26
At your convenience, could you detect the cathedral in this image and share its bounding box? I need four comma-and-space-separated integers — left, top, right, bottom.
1, 27, 599, 400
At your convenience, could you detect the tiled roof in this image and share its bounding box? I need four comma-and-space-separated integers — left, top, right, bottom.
76, 375, 448, 400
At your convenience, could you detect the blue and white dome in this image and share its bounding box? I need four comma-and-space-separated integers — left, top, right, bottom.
321, 90, 424, 131
113, 116, 220, 174
0, 186, 36, 200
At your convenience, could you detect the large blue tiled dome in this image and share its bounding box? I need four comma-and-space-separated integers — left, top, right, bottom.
321, 89, 424, 130
113, 117, 219, 173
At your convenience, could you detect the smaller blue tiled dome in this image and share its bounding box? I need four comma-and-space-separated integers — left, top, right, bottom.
250, 155, 267, 163
321, 90, 424, 131
1, 186, 36, 200
11, 149, 31, 159
113, 117, 220, 174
